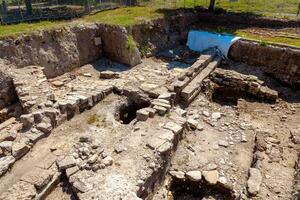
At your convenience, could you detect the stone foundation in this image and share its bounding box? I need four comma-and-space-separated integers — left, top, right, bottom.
229, 40, 300, 87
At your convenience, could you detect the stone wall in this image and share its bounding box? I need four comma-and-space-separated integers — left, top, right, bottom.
0, 61, 17, 110
229, 40, 300, 87
0, 71, 16, 110
129, 11, 199, 56
0, 24, 103, 78
99, 24, 141, 67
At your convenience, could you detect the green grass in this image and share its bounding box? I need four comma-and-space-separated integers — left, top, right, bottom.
235, 30, 300, 47
127, 34, 137, 51
174, 0, 299, 18
0, 6, 164, 38
83, 6, 164, 26
201, 26, 300, 47
0, 21, 67, 38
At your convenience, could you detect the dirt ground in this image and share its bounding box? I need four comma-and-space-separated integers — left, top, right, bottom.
0, 47, 299, 200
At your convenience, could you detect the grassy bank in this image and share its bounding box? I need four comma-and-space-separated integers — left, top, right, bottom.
0, 2, 299, 47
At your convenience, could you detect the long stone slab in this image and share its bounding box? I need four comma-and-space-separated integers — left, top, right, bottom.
181, 56, 222, 103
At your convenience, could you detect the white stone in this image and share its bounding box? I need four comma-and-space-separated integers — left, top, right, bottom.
218, 140, 229, 147
103, 156, 113, 166
169, 170, 185, 180
211, 112, 221, 120
186, 170, 202, 182
202, 111, 210, 117
247, 168, 262, 196
202, 170, 219, 185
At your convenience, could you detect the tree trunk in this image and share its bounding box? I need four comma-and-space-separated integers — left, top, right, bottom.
208, 0, 215, 11
24, 0, 32, 15
1, 0, 7, 15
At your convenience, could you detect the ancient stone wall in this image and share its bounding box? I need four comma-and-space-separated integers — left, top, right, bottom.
99, 24, 141, 67
0, 61, 17, 110
129, 11, 199, 56
0, 71, 16, 110
229, 40, 300, 87
0, 24, 103, 78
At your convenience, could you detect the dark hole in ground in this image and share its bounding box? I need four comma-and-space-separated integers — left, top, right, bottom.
212, 86, 241, 106
211, 86, 273, 106
117, 98, 150, 124
169, 178, 234, 200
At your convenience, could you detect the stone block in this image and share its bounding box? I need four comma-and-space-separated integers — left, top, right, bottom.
21, 168, 54, 190
136, 109, 149, 121
20, 114, 34, 130
12, 142, 30, 160
153, 105, 167, 116
163, 122, 183, 135
57, 156, 76, 170
0, 156, 15, 176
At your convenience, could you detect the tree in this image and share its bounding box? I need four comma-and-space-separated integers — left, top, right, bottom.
24, 0, 32, 15
208, 0, 215, 11
1, 0, 7, 15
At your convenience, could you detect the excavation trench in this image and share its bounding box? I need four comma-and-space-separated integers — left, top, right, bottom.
169, 178, 234, 200
116, 98, 151, 124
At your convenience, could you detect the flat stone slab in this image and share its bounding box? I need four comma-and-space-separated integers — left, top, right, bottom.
20, 167, 54, 190
0, 156, 15, 176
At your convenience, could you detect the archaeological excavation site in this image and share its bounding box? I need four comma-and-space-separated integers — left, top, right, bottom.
0, 8, 299, 200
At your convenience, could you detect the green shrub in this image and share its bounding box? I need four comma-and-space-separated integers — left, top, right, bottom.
127, 35, 137, 52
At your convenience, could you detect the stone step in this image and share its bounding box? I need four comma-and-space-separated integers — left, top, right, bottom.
171, 51, 217, 93
181, 56, 222, 104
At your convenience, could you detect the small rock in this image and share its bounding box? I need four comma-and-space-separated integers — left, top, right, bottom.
206, 163, 217, 171
99, 71, 120, 79
187, 119, 198, 130
57, 156, 76, 170
202, 170, 219, 185
0, 156, 15, 176
202, 111, 210, 117
218, 176, 227, 185
20, 114, 34, 130
211, 112, 221, 120
114, 144, 127, 154
0, 141, 13, 155
103, 156, 113, 166
52, 80, 64, 87
158, 92, 173, 101
186, 170, 202, 182
87, 154, 98, 164
218, 140, 229, 148
197, 124, 204, 131
83, 73, 92, 77
169, 170, 185, 180
247, 168, 262, 196
12, 142, 30, 160
241, 135, 247, 142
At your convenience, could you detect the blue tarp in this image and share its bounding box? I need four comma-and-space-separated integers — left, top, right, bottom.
187, 30, 240, 57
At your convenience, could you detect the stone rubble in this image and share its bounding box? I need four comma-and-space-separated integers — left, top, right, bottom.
0, 42, 298, 200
